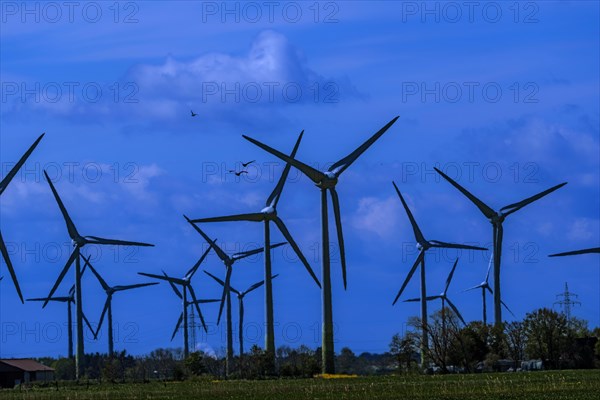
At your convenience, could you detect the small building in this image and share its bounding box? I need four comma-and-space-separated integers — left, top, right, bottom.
521, 359, 544, 371
0, 359, 55, 388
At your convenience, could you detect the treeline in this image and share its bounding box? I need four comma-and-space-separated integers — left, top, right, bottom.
390, 307, 600, 373
34, 345, 394, 382
30, 307, 600, 381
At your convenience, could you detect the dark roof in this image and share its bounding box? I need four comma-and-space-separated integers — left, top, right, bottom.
0, 359, 54, 372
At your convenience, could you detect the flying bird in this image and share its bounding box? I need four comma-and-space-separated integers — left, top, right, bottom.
190, 110, 198, 117
228, 170, 248, 176
241, 160, 255, 167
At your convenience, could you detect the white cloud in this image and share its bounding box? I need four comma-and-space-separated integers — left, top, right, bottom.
118, 163, 164, 201
567, 218, 597, 241
351, 196, 399, 239
2, 30, 362, 127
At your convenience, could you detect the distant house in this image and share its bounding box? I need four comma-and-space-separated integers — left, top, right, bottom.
0, 359, 55, 388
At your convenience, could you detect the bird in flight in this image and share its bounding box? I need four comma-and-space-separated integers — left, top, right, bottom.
241, 160, 255, 167
190, 110, 198, 117
228, 170, 248, 177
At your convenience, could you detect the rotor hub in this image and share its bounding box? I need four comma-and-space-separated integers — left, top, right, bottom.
261, 206, 277, 217
317, 175, 338, 189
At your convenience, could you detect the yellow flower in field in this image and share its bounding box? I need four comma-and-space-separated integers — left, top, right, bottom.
315, 374, 358, 379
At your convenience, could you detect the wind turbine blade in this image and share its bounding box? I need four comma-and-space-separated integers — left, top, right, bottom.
80, 255, 110, 292
0, 232, 23, 303
549, 247, 600, 257
392, 251, 424, 305
403, 297, 421, 303
243, 274, 278, 296
445, 298, 466, 325
273, 217, 321, 288
192, 299, 221, 304
171, 313, 183, 341
95, 297, 110, 338
85, 236, 154, 247
0, 133, 44, 195
216, 266, 233, 325
500, 182, 567, 217
188, 285, 208, 333
43, 170, 79, 239
203, 270, 241, 296
444, 258, 459, 294
434, 167, 496, 219
189, 213, 264, 223
485, 254, 493, 283
330, 187, 347, 290
242, 134, 326, 184
82, 312, 97, 340
232, 242, 287, 261
163, 271, 182, 299
114, 282, 159, 292
429, 241, 487, 251
27, 296, 70, 303
328, 116, 399, 176
137, 272, 186, 286
404, 295, 439, 303
184, 216, 230, 263
501, 300, 516, 317
185, 242, 215, 279
392, 182, 426, 244
43, 249, 78, 307
267, 131, 304, 208
462, 284, 482, 293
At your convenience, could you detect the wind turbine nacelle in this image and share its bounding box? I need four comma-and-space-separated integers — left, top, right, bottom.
261, 206, 276, 215
490, 214, 505, 224
317, 172, 338, 189
416, 243, 423, 251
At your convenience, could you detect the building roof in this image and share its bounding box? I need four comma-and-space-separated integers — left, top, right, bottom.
0, 359, 54, 372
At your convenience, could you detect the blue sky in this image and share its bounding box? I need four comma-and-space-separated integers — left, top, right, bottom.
0, 1, 598, 358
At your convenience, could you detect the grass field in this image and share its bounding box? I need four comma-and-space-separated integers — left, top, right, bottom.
2, 370, 600, 400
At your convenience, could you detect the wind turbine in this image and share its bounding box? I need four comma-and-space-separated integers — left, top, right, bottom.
205, 270, 278, 357
81, 255, 157, 357
404, 258, 466, 326
184, 218, 285, 376
434, 167, 567, 327
0, 133, 44, 303
463, 254, 514, 326
242, 116, 400, 373
42, 170, 154, 379
391, 182, 486, 365
187, 131, 320, 368
27, 285, 96, 359
549, 247, 600, 257
138, 243, 214, 358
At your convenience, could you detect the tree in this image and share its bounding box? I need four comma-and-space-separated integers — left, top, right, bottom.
185, 351, 207, 376
505, 321, 526, 370
408, 308, 463, 373
451, 322, 489, 372
389, 333, 417, 372
52, 358, 75, 380
523, 308, 569, 369
336, 347, 356, 374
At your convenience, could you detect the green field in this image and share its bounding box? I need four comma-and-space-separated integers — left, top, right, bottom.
2, 370, 600, 400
